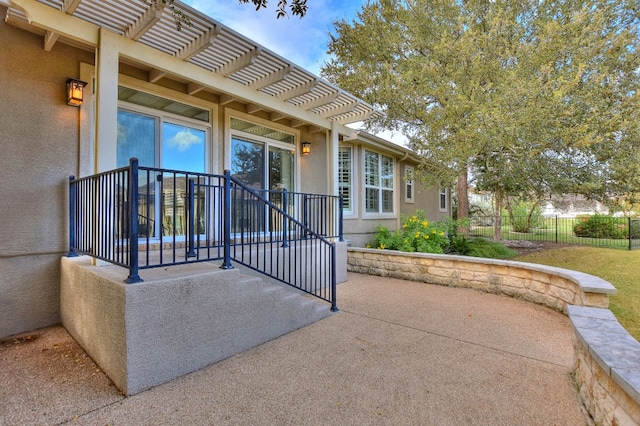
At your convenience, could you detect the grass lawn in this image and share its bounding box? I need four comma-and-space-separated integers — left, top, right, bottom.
514, 246, 640, 340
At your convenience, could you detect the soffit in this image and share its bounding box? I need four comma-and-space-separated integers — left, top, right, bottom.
6, 0, 381, 127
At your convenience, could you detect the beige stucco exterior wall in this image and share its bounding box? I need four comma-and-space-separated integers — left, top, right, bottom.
0, 15, 94, 338
398, 162, 450, 222
298, 130, 329, 195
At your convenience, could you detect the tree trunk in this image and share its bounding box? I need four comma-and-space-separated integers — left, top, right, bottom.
456, 168, 469, 236
493, 187, 502, 240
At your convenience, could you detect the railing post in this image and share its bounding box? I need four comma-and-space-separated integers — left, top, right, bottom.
302, 194, 308, 239
125, 158, 142, 283
67, 176, 78, 257
338, 195, 344, 242
187, 178, 196, 257
331, 244, 338, 312
281, 188, 289, 248
221, 170, 234, 269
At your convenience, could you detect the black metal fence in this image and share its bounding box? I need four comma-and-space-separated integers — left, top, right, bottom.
469, 214, 640, 250
68, 158, 342, 310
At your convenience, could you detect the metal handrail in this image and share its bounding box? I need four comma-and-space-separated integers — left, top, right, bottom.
68, 158, 340, 310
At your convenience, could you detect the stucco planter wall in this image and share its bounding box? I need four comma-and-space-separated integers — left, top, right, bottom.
347, 248, 639, 425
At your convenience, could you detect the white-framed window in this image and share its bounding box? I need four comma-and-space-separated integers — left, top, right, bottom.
405, 165, 414, 203
440, 188, 448, 212
364, 149, 394, 214
116, 87, 213, 240
338, 146, 353, 213
229, 117, 296, 194
227, 115, 298, 235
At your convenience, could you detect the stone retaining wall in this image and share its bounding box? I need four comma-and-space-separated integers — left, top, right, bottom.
347, 248, 614, 312
347, 248, 639, 425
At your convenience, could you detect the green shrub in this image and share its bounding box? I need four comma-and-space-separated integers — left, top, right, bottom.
372, 212, 514, 258
572, 214, 637, 239
373, 210, 449, 254
465, 238, 517, 259
506, 201, 543, 233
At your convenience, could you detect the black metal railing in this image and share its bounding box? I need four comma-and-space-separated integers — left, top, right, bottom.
469, 214, 640, 250
68, 158, 341, 310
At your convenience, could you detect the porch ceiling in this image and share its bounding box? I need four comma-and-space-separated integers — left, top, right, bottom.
5, 0, 381, 127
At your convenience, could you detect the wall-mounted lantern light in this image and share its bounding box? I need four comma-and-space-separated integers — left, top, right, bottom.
66, 78, 87, 107
301, 141, 311, 156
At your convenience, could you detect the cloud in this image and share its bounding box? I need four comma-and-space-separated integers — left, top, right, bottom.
166, 129, 202, 152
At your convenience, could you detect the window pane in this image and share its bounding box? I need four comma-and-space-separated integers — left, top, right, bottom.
364, 150, 379, 186
338, 147, 352, 211
117, 109, 156, 168
382, 190, 394, 213
381, 155, 394, 189
119, 86, 209, 122
365, 188, 379, 213
162, 122, 205, 172
269, 146, 294, 192
405, 167, 414, 201
230, 117, 294, 144
231, 138, 265, 189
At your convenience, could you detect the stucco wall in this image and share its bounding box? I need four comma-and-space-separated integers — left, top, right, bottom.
0, 16, 94, 337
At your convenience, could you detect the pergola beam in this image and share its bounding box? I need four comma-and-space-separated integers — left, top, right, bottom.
217, 47, 261, 77
149, 68, 166, 83
317, 101, 357, 118
248, 65, 291, 90
296, 91, 339, 111
276, 80, 316, 101
176, 27, 220, 60
124, 3, 165, 40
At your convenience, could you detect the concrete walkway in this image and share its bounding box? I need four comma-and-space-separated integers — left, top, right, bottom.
1, 273, 589, 425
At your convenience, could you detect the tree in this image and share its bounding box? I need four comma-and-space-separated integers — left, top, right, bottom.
239, 0, 308, 18
323, 0, 639, 231
158, 0, 308, 30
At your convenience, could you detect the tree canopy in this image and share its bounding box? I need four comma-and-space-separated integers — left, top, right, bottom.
322, 0, 640, 222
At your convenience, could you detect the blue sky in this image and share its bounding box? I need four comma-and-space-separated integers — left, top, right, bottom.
185, 0, 366, 76
183, 0, 407, 145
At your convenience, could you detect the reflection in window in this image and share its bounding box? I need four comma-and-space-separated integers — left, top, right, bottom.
231, 138, 265, 189
117, 109, 156, 168
162, 122, 205, 172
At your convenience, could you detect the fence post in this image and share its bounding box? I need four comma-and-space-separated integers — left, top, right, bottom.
67, 176, 79, 257
221, 170, 234, 269
187, 178, 196, 257
281, 188, 289, 248
555, 215, 558, 244
629, 216, 632, 251
331, 244, 338, 312
125, 158, 142, 283
338, 195, 344, 242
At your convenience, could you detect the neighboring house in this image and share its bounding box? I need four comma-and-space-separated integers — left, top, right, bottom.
0, 0, 381, 339
339, 131, 451, 247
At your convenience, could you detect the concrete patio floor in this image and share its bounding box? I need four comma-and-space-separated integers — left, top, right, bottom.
0, 272, 590, 425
